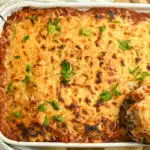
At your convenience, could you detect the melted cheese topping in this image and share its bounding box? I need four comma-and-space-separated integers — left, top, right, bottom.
1, 8, 150, 142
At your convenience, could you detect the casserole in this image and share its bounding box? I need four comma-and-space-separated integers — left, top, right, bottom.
1, 1, 150, 147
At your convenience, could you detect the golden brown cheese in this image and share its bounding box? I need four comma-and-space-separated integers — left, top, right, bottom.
1, 7, 150, 142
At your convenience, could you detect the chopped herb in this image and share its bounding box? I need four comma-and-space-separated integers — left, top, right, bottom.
14, 55, 20, 59
136, 71, 150, 81
100, 90, 112, 101
13, 24, 16, 39
47, 18, 61, 35
23, 35, 30, 42
112, 83, 122, 96
47, 21, 56, 35
26, 64, 32, 73
38, 104, 46, 112
53, 18, 59, 26
7, 82, 13, 93
118, 40, 132, 51
53, 115, 64, 122
80, 27, 92, 36
129, 66, 139, 75
61, 60, 75, 84
56, 25, 62, 32
28, 15, 38, 24
13, 111, 22, 118
50, 101, 60, 110
44, 116, 49, 126
99, 26, 106, 32
22, 75, 30, 83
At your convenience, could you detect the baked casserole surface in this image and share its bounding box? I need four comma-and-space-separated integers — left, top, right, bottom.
1, 7, 150, 142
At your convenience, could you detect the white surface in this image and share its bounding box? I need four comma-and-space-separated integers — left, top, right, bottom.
0, 0, 150, 149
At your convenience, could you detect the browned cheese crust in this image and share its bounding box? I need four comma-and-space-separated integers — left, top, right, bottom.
0, 7, 150, 142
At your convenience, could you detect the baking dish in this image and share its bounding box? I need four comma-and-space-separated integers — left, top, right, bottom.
1, 1, 150, 147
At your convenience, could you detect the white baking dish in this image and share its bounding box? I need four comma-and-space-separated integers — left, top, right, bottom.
0, 1, 150, 147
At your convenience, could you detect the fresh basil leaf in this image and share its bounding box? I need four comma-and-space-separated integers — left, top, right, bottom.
53, 18, 59, 26
136, 71, 150, 81
112, 83, 122, 96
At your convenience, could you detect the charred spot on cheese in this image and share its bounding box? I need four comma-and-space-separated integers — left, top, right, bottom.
112, 54, 117, 59
85, 97, 91, 105
135, 57, 141, 63
147, 64, 150, 71
84, 124, 99, 135
120, 59, 125, 67
95, 71, 102, 84
66, 103, 78, 110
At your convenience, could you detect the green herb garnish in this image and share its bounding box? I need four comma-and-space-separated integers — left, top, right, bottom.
129, 66, 139, 75
80, 27, 92, 36
23, 35, 30, 42
61, 60, 75, 84
7, 82, 13, 93
99, 26, 106, 32
13, 111, 22, 118
47, 18, 61, 35
112, 83, 122, 96
136, 71, 150, 81
28, 15, 38, 24
44, 116, 49, 126
118, 40, 132, 51
47, 20, 56, 35
53, 18, 59, 26
22, 75, 30, 83
100, 90, 112, 101
38, 104, 46, 112
50, 101, 60, 110
53, 115, 64, 122
26, 64, 32, 73
14, 55, 20, 59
